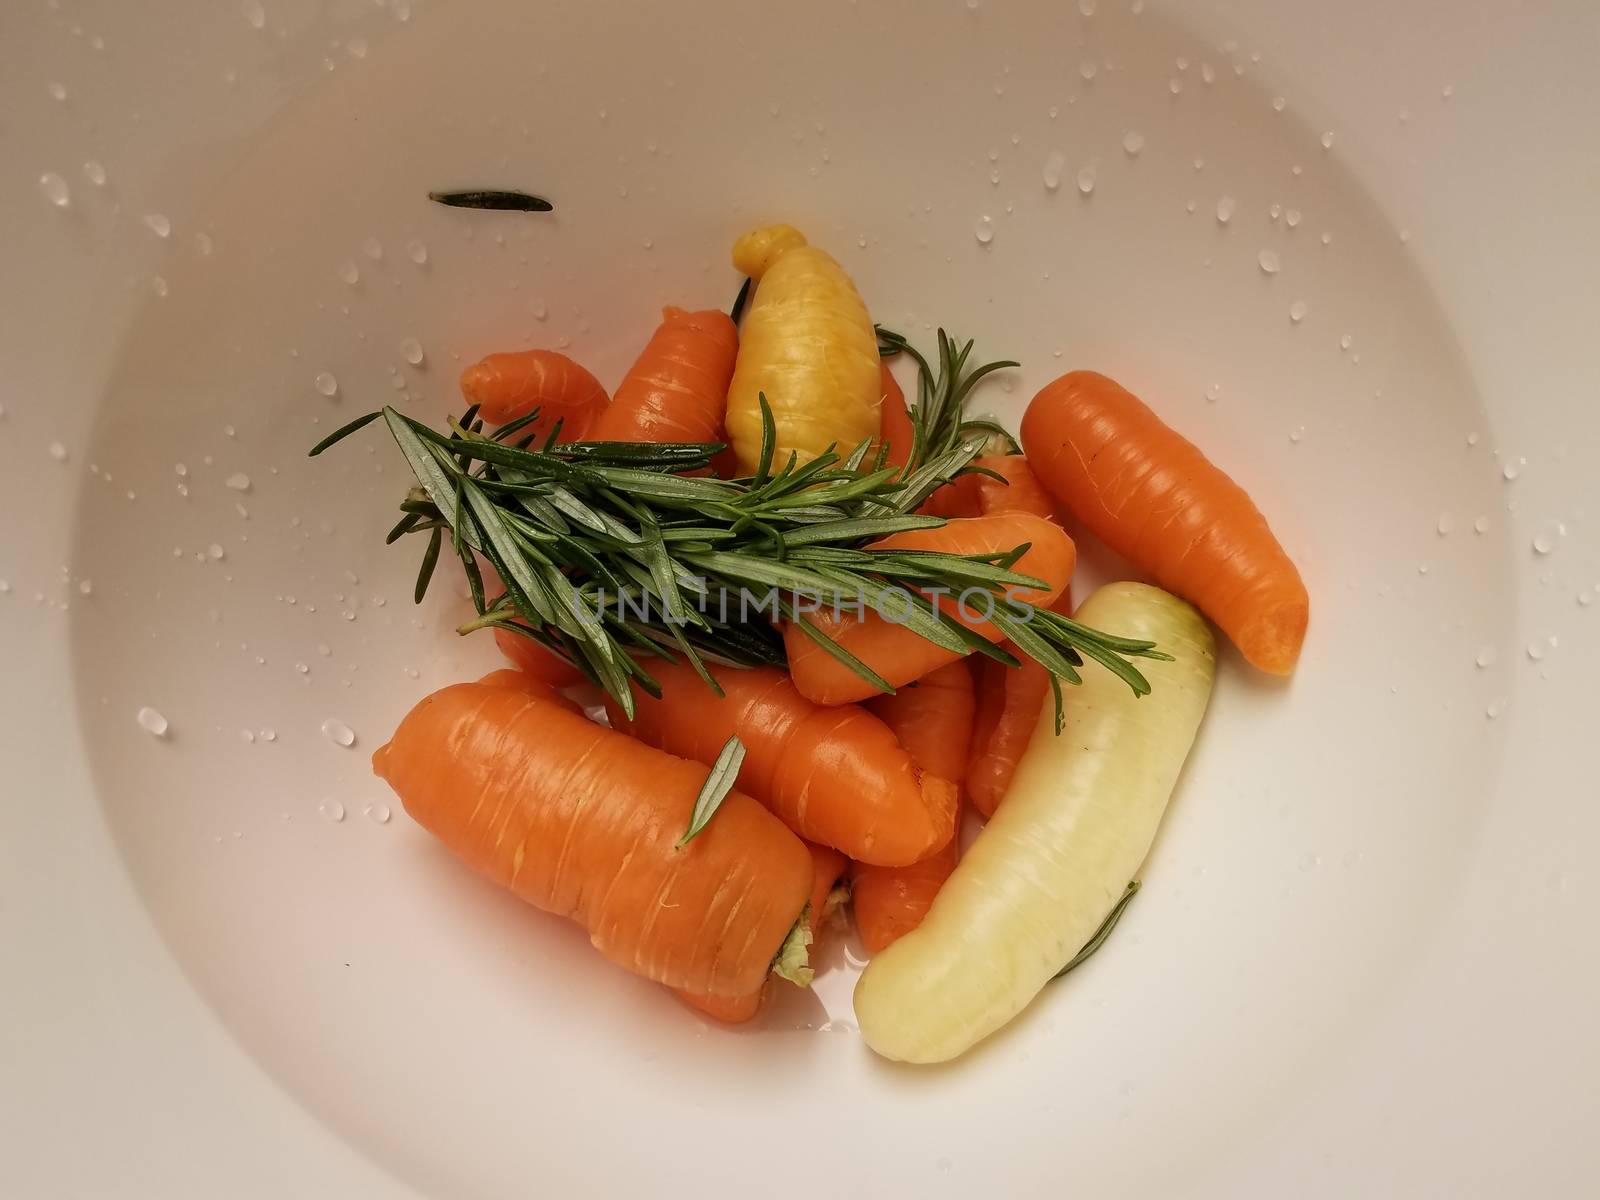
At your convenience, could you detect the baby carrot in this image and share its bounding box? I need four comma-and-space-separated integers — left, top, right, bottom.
725, 225, 881, 472
459, 349, 609, 439
492, 626, 585, 688
864, 660, 976, 786
877, 360, 915, 471
586, 307, 739, 445
960, 454, 1074, 817
473, 667, 579, 710
782, 511, 1076, 705
674, 841, 847, 1023
853, 661, 975, 953
607, 660, 958, 867
1021, 371, 1309, 674
374, 682, 812, 997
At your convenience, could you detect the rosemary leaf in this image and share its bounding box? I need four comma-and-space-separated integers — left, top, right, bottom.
678, 735, 746, 846
1054, 882, 1141, 979
428, 189, 553, 212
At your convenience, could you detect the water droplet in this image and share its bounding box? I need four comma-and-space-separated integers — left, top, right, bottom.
137, 706, 169, 737
1320, 131, 1335, 150
1215, 195, 1235, 224
1271, 96, 1286, 112
1473, 516, 1490, 535
49, 441, 68, 462
1320, 231, 1334, 246
346, 35, 368, 58
1441, 83, 1455, 99
1527, 640, 1547, 661
143, 213, 172, 238
1285, 208, 1302, 229
1289, 300, 1307, 323
1258, 249, 1281, 274
1299, 852, 1320, 872
1579, 589, 1595, 608
241, 729, 256, 743
224, 472, 251, 492
314, 371, 339, 397
1288, 426, 1304, 444
362, 236, 383, 261
1436, 513, 1455, 536
1041, 150, 1065, 191
39, 172, 71, 208
1121, 130, 1145, 156
1168, 77, 1183, 94
1079, 59, 1098, 81
1077, 0, 1096, 14
82, 160, 107, 187
1075, 165, 1096, 195
316, 643, 332, 658
363, 801, 393, 824
1475, 645, 1496, 668
241, 0, 265, 30
1204, 382, 1221, 402
1486, 698, 1506, 719
338, 261, 360, 285
406, 238, 428, 265
988, 168, 1000, 186
1339, 333, 1353, 351
0, 580, 10, 595
260, 728, 277, 743
1502, 459, 1522, 481
972, 215, 995, 245
319, 798, 346, 822
1201, 62, 1216, 84
321, 718, 356, 747
1532, 522, 1563, 554
966, 0, 979, 9
399, 337, 425, 366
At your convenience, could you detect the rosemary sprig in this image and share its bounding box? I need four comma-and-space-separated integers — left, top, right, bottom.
428, 189, 553, 212
877, 325, 1021, 472
310, 345, 1169, 722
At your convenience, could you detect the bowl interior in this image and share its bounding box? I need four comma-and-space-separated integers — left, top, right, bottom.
66, 1, 1513, 1194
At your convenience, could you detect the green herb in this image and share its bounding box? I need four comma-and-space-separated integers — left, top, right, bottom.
678, 734, 746, 846
310, 336, 1169, 720
877, 325, 1021, 472
428, 189, 553, 212
1053, 881, 1141, 980
729, 276, 753, 325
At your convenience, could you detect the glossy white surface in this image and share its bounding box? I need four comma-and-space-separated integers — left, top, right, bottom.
2, 1, 1596, 1196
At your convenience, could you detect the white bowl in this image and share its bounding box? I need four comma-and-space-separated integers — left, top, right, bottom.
4, 1, 1597, 1195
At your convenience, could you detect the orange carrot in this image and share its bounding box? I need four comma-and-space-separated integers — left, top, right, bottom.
459, 350, 609, 439
852, 661, 975, 953
877, 360, 915, 471
959, 454, 1074, 817
917, 473, 983, 519
607, 661, 958, 867
863, 660, 976, 786
586, 307, 739, 445
674, 840, 847, 1023
374, 682, 811, 997
804, 841, 850, 943
783, 511, 1077, 705
1022, 370, 1309, 674
492, 626, 585, 688
675, 985, 767, 1024
474, 667, 580, 711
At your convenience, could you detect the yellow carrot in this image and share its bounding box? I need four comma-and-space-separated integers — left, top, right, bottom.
724, 224, 880, 472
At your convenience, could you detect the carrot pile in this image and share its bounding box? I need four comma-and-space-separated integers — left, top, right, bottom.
342, 216, 1310, 1050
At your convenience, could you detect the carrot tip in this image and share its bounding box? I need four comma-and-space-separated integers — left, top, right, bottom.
1239, 599, 1309, 675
